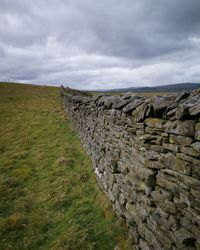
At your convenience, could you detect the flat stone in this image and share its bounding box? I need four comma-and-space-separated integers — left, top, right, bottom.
163, 169, 200, 189
139, 154, 164, 169
177, 153, 200, 165
189, 102, 200, 116
155, 207, 169, 219
192, 165, 200, 180
139, 239, 153, 250
112, 97, 133, 109
143, 150, 161, 161
136, 122, 144, 129
174, 120, 195, 136
182, 207, 200, 227
169, 134, 193, 146
191, 141, 200, 154
159, 152, 191, 175
181, 146, 200, 158
146, 217, 173, 249
122, 98, 144, 114
156, 174, 177, 192
125, 202, 137, 221
164, 120, 195, 136
138, 134, 157, 141
175, 91, 191, 102
180, 217, 200, 238
172, 227, 197, 247
176, 104, 190, 120
145, 118, 165, 129
195, 122, 200, 140
114, 200, 126, 217
162, 143, 180, 152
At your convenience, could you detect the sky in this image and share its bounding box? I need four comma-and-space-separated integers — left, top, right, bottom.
0, 0, 200, 90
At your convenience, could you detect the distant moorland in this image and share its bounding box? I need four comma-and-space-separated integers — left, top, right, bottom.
94, 82, 200, 93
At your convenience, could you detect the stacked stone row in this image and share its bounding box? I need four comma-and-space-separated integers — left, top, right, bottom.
61, 87, 200, 250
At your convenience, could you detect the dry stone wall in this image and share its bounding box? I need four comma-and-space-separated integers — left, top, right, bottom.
61, 87, 200, 250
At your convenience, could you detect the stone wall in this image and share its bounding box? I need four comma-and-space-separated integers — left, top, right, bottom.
61, 86, 200, 250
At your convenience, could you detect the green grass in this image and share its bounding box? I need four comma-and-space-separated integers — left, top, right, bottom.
0, 83, 131, 250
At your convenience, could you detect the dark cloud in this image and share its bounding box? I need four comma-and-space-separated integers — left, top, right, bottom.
0, 0, 200, 89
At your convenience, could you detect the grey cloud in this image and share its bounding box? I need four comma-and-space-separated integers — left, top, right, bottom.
0, 0, 200, 89
76, 0, 200, 59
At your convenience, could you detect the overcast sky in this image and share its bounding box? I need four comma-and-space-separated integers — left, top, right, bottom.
0, 0, 200, 90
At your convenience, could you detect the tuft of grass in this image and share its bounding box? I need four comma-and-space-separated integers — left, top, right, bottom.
0, 83, 132, 250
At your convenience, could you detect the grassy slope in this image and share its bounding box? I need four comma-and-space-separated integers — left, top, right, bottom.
0, 83, 131, 250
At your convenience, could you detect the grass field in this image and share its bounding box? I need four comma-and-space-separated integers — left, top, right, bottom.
0, 83, 131, 250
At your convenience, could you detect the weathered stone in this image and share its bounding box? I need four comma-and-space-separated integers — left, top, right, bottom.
163, 120, 173, 132
119, 192, 126, 205
180, 217, 200, 238
159, 152, 191, 175
182, 207, 200, 226
161, 132, 169, 137
175, 91, 191, 102
109, 158, 120, 173
145, 126, 160, 135
127, 127, 137, 134
139, 154, 164, 169
179, 189, 194, 207
195, 122, 200, 140
125, 202, 137, 222
162, 143, 180, 152
136, 193, 154, 207
139, 134, 157, 141
169, 134, 193, 146
151, 190, 164, 203
143, 150, 161, 161
136, 202, 154, 219
112, 97, 133, 109
191, 188, 200, 200
137, 222, 163, 250
177, 153, 200, 165
151, 191, 176, 214
117, 161, 129, 174
191, 141, 200, 154
136, 130, 145, 137
165, 120, 195, 136
146, 217, 173, 249
155, 207, 169, 219
167, 107, 177, 120
172, 227, 197, 247
114, 200, 126, 216
189, 101, 200, 116
139, 239, 153, 250
145, 186, 153, 196
136, 122, 144, 129
181, 146, 200, 158
157, 174, 177, 191
124, 98, 145, 113
175, 103, 190, 120
145, 118, 165, 129
129, 160, 156, 185
163, 169, 200, 189
143, 144, 168, 153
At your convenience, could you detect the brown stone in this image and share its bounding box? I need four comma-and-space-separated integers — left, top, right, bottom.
159, 152, 191, 175
145, 118, 165, 129
165, 120, 195, 136
195, 122, 200, 141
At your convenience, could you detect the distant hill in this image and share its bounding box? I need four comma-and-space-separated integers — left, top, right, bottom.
98, 83, 200, 93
